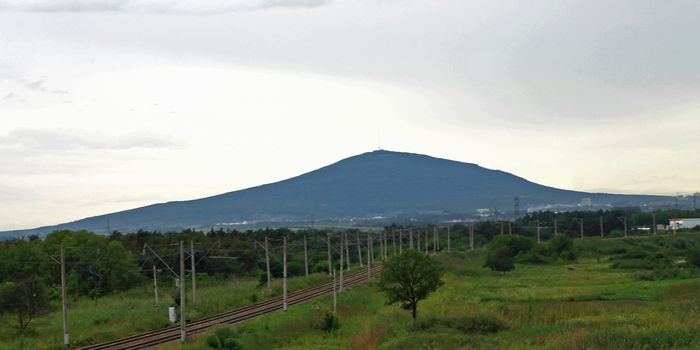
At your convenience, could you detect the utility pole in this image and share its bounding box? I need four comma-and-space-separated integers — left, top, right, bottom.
508, 222, 512, 235
417, 230, 420, 251
383, 230, 388, 260
304, 235, 309, 278
500, 222, 504, 235
367, 232, 371, 280
344, 232, 350, 270
326, 233, 332, 276
447, 226, 451, 254
425, 231, 429, 253
332, 269, 337, 313
339, 235, 344, 292
190, 241, 196, 305
536, 221, 541, 243
554, 219, 558, 235
652, 213, 657, 235
392, 230, 397, 256
409, 228, 414, 249
153, 265, 159, 306
469, 225, 474, 251
60, 245, 69, 347
574, 218, 584, 240
599, 216, 604, 238
283, 235, 288, 311
179, 241, 186, 342
433, 227, 438, 254
399, 231, 403, 253
617, 216, 627, 237
356, 232, 363, 267
435, 227, 440, 251
265, 236, 271, 290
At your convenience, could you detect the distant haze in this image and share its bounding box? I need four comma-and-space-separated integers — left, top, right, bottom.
1, 1, 699, 231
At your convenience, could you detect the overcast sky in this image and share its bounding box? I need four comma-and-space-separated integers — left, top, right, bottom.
1, 0, 699, 230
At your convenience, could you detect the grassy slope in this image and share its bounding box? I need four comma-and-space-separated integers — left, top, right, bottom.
169, 234, 700, 350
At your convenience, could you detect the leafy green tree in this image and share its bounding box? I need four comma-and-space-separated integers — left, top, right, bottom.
0, 278, 51, 333
378, 249, 443, 320
484, 245, 515, 274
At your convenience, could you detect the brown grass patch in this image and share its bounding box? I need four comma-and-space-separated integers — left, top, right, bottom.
348, 324, 385, 350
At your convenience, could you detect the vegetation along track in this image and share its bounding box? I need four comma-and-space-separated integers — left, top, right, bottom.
78, 265, 383, 350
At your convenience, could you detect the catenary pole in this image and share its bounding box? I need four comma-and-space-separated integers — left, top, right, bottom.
332, 269, 337, 313
433, 227, 437, 254
344, 232, 351, 270
600, 216, 604, 238
179, 241, 186, 342
61, 245, 69, 346
283, 235, 288, 311
153, 265, 159, 306
367, 232, 371, 280
304, 235, 309, 277
447, 226, 451, 254
356, 232, 363, 267
425, 231, 429, 253
190, 241, 196, 305
469, 225, 474, 251
339, 235, 344, 292
265, 236, 271, 290
327, 233, 332, 276
417, 230, 421, 251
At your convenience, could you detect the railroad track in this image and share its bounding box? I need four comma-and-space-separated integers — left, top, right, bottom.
78, 265, 383, 350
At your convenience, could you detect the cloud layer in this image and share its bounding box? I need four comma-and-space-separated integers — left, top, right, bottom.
0, 128, 185, 151
0, 0, 330, 14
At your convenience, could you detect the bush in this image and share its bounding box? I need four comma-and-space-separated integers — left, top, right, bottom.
206, 327, 242, 350
687, 247, 700, 268
450, 315, 506, 334
316, 310, 340, 332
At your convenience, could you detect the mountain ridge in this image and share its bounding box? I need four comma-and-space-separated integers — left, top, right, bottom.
0, 150, 672, 237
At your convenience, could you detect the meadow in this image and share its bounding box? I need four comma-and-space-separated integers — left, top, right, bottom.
167, 233, 700, 350
4, 232, 700, 349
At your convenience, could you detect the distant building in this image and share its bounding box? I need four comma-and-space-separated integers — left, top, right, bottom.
580, 198, 592, 207
669, 218, 700, 230
476, 208, 491, 218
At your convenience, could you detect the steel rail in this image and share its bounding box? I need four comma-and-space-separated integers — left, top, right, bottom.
78, 265, 382, 350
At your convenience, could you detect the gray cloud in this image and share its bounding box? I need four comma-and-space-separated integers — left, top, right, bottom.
0, 128, 186, 151
0, 0, 331, 14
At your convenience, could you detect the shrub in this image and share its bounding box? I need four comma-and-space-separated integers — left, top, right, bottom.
686, 247, 700, 268
450, 315, 506, 334
206, 327, 242, 350
316, 310, 341, 332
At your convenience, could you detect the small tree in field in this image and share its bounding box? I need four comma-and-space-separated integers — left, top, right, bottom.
0, 278, 50, 333
378, 249, 443, 320
484, 246, 515, 274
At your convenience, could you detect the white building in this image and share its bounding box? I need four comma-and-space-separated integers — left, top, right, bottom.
669, 218, 700, 230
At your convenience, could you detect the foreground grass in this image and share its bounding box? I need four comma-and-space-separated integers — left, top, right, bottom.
168, 235, 700, 349
0, 272, 330, 350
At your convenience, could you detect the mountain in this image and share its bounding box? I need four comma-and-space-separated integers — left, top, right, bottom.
1, 150, 672, 237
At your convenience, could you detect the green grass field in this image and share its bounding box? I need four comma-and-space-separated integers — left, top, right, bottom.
4, 233, 700, 349
167, 234, 700, 350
